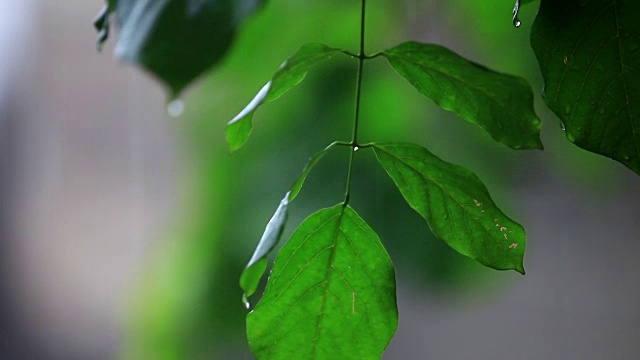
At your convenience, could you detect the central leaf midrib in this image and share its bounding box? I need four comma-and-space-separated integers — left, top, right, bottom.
311, 206, 346, 359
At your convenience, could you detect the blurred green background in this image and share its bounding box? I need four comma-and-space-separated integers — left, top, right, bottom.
1, 1, 639, 359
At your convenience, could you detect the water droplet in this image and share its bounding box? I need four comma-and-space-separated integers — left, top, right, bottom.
512, 0, 521, 28
567, 132, 576, 142
353, 146, 359, 152
242, 294, 251, 310
560, 121, 566, 131
167, 99, 184, 118
564, 105, 572, 114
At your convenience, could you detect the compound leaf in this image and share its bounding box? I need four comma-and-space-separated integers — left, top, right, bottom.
531, 0, 640, 175
373, 142, 526, 274
227, 43, 343, 152
240, 192, 290, 306
96, 0, 265, 96
247, 204, 397, 359
383, 41, 542, 150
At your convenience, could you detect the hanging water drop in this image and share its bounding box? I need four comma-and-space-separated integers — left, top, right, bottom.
167, 99, 185, 118
512, 0, 522, 28
353, 146, 359, 152
242, 294, 251, 310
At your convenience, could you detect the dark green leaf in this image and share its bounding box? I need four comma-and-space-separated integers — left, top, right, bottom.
373, 142, 525, 274
383, 41, 542, 150
240, 192, 290, 306
247, 204, 397, 359
104, 0, 265, 96
227, 43, 343, 152
288, 142, 339, 201
531, 0, 640, 175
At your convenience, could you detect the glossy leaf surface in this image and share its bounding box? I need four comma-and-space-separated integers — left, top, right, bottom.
97, 0, 264, 96
373, 142, 525, 274
383, 41, 542, 150
227, 43, 343, 152
247, 204, 397, 359
240, 192, 290, 305
531, 0, 640, 175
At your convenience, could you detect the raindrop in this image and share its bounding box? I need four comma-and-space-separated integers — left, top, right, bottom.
242, 294, 251, 310
167, 99, 185, 118
567, 132, 576, 142
353, 146, 360, 152
512, 0, 522, 28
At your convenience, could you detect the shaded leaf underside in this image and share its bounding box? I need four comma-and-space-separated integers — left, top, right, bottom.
99, 0, 265, 96
531, 0, 640, 175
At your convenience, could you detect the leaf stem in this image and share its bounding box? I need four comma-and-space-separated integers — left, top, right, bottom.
344, 0, 367, 206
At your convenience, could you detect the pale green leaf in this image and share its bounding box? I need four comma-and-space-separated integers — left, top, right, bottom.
247, 204, 398, 359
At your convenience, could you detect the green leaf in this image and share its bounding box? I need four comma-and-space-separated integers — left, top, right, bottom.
382, 41, 542, 150
373, 142, 526, 274
227, 43, 343, 152
100, 0, 265, 96
531, 0, 640, 175
288, 142, 339, 201
247, 204, 397, 359
240, 192, 290, 306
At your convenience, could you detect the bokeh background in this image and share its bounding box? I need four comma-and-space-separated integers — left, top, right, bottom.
1, 0, 639, 359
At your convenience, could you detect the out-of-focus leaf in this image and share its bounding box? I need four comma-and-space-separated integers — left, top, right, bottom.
382, 41, 542, 150
531, 0, 640, 175
240, 192, 290, 306
373, 142, 526, 274
227, 43, 343, 152
247, 204, 397, 359
93, 3, 112, 51
97, 0, 265, 96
